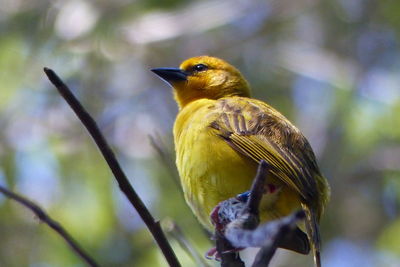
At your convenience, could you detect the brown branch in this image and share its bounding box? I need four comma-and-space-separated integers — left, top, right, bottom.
43, 68, 180, 267
214, 160, 269, 266
164, 219, 211, 267
225, 210, 305, 250
212, 160, 306, 266
251, 211, 305, 267
0, 185, 99, 267
241, 160, 270, 229
216, 232, 245, 267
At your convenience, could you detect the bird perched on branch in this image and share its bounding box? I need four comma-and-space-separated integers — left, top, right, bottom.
152, 56, 330, 267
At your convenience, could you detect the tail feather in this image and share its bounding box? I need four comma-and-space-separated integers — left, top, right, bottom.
301, 203, 321, 267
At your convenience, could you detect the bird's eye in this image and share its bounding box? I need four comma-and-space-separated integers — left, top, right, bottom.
193, 64, 208, 72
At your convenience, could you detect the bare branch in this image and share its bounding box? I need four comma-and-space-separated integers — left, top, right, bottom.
252, 211, 305, 267
240, 160, 270, 230
0, 185, 99, 267
43, 68, 180, 267
164, 219, 212, 267
148, 134, 180, 188
212, 160, 307, 266
225, 210, 305, 249
213, 160, 270, 266
216, 231, 245, 267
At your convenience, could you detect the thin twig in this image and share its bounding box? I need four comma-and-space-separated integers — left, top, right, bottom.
148, 134, 180, 188
225, 210, 305, 250
241, 160, 270, 230
245, 160, 269, 216
216, 232, 245, 267
0, 185, 99, 267
43, 68, 180, 267
252, 211, 306, 267
213, 160, 307, 266
215, 160, 270, 266
164, 219, 211, 267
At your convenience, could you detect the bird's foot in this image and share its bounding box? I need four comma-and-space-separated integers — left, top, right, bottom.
205, 247, 220, 261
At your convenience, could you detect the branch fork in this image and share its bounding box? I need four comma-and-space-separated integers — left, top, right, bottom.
210, 160, 306, 267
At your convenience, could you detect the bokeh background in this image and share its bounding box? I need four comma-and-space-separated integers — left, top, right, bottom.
0, 0, 399, 266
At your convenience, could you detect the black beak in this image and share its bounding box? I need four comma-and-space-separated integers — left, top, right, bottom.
151, 68, 188, 85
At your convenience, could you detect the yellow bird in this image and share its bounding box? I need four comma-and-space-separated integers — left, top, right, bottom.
152, 56, 330, 266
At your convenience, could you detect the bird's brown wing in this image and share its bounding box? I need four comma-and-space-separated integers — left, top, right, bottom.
209, 97, 325, 265
209, 97, 321, 206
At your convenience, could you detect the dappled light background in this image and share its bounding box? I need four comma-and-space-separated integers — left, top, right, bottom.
0, 0, 399, 266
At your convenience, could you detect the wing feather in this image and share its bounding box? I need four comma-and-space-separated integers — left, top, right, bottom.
208, 97, 327, 266
210, 97, 320, 204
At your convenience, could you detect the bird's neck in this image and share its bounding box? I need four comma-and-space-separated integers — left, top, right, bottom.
174, 90, 251, 110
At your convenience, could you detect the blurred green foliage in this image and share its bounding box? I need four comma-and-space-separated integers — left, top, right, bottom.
0, 0, 399, 266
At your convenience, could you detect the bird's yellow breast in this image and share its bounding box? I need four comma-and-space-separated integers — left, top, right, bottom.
173, 98, 300, 228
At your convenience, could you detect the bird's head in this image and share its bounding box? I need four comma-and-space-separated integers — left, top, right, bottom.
152, 56, 251, 109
